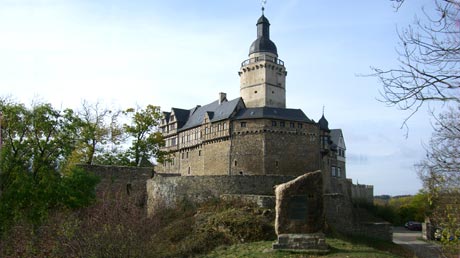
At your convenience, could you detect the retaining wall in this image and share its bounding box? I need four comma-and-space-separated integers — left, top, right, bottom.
146, 174, 295, 215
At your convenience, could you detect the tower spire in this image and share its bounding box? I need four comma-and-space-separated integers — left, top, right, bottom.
261, 0, 266, 15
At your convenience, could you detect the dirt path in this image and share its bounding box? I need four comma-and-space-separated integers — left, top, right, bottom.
393, 227, 444, 258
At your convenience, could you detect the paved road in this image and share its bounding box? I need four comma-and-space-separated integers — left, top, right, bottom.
393, 227, 444, 258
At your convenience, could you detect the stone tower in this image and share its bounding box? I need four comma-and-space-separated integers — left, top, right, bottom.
239, 14, 287, 108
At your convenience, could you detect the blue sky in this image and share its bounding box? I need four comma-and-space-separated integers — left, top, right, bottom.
0, 0, 439, 195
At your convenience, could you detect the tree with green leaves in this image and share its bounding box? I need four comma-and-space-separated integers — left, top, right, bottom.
0, 100, 99, 233
124, 105, 165, 166
416, 105, 459, 253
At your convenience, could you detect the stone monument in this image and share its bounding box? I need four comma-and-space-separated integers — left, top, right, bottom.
272, 170, 329, 253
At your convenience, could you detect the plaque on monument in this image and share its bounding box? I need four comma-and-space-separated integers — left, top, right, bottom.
288, 195, 308, 220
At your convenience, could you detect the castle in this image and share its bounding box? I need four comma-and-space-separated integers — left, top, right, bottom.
157, 13, 350, 194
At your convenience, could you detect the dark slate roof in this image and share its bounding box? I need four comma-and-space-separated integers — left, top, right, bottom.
162, 111, 171, 122
330, 129, 345, 149
235, 107, 313, 123
171, 108, 190, 129
178, 97, 243, 131
318, 115, 329, 130
249, 15, 278, 56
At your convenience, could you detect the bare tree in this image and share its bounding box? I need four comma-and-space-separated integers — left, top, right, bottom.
416, 105, 459, 252
372, 0, 460, 118
76, 101, 123, 165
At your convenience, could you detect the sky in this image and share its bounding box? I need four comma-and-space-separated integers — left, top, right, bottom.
0, 0, 442, 195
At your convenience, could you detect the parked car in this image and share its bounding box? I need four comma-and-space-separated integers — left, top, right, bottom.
405, 221, 422, 231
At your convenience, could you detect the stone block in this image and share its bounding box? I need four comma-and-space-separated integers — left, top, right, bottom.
273, 171, 329, 252
274, 171, 324, 235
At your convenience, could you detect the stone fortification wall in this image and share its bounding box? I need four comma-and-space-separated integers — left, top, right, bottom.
351, 183, 374, 203
146, 174, 295, 216
78, 164, 153, 195
324, 177, 391, 241
230, 119, 320, 176
78, 164, 152, 182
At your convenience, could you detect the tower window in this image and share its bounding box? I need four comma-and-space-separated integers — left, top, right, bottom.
272, 91, 275, 94
275, 161, 279, 168
234, 160, 237, 166
198, 150, 201, 156
254, 90, 258, 94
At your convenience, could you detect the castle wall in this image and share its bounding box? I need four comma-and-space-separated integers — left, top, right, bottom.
146, 174, 295, 216
351, 183, 374, 203
230, 130, 265, 175
230, 119, 320, 176
264, 123, 320, 175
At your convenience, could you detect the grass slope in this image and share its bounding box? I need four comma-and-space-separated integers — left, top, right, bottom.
204, 238, 413, 258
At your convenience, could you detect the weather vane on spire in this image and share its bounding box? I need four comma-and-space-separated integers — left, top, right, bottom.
261, 0, 267, 14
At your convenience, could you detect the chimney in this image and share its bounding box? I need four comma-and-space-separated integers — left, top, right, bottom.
218, 92, 227, 105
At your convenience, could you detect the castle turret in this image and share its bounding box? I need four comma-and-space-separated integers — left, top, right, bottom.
239, 14, 287, 108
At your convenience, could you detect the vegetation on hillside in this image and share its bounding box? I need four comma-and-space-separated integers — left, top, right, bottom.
360, 192, 429, 226
0, 98, 165, 244
0, 189, 277, 258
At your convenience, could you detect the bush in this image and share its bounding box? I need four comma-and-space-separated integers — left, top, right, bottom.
0, 167, 99, 235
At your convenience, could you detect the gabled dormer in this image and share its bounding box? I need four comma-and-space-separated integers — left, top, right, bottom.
330, 129, 346, 162
160, 111, 171, 134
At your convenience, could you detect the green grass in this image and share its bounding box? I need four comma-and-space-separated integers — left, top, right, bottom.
203, 237, 414, 258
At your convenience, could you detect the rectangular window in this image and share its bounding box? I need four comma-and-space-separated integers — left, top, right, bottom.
290, 122, 295, 128
198, 150, 201, 156
337, 167, 341, 177
182, 152, 185, 159
224, 123, 227, 130
272, 121, 277, 126
331, 166, 336, 177
171, 138, 176, 146
322, 136, 328, 147
280, 121, 285, 127
241, 122, 247, 127
298, 123, 302, 128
